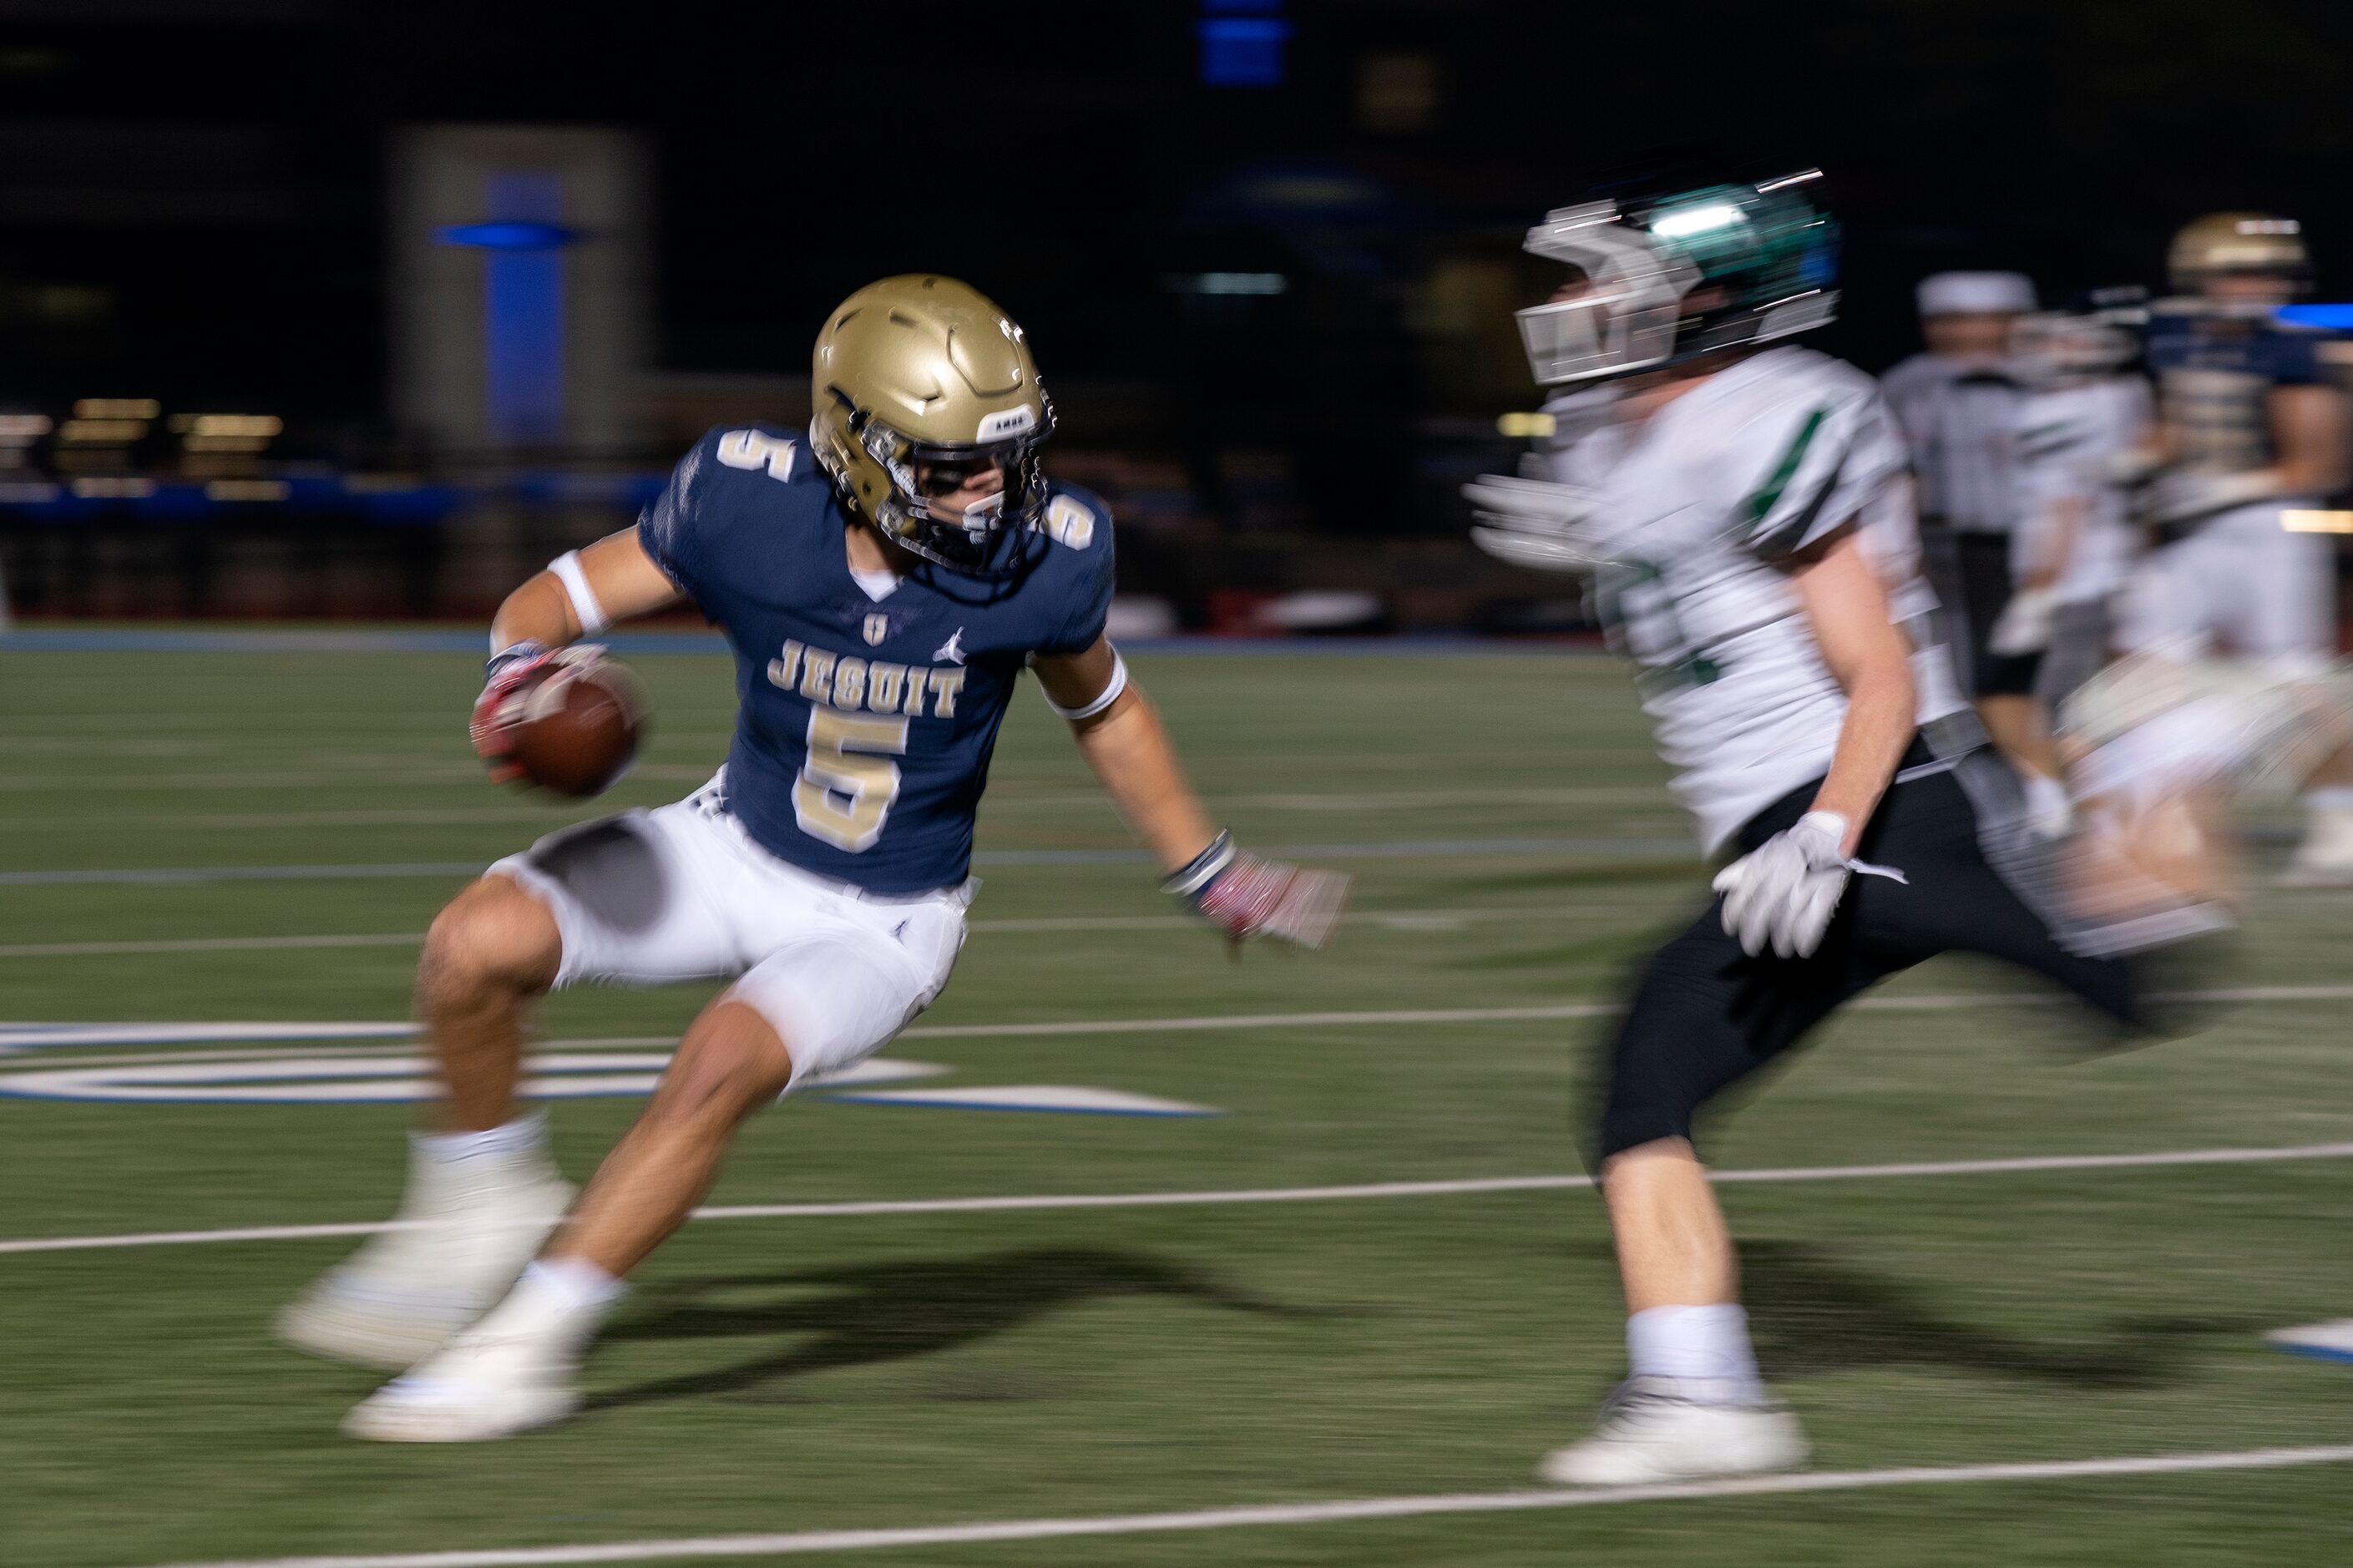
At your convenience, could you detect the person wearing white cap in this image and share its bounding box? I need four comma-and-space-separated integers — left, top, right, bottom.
1882, 271, 2073, 834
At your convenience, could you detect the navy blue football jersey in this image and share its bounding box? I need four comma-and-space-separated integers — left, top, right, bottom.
637, 424, 1116, 893
2145, 307, 2327, 473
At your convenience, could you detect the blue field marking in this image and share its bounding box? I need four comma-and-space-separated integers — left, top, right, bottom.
0, 626, 1605, 658
2272, 1343, 2353, 1365
0, 1055, 1201, 1114
2266, 1328, 2353, 1365
0, 1050, 949, 1104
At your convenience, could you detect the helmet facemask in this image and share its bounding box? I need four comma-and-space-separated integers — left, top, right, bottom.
1516, 205, 1697, 384
841, 395, 1055, 574
1515, 179, 1840, 387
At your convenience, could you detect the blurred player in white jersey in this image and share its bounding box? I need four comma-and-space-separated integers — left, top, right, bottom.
2059, 219, 2353, 1361
2122, 214, 2353, 881
1882, 272, 2076, 831
1988, 299, 2158, 830
1469, 170, 2187, 1486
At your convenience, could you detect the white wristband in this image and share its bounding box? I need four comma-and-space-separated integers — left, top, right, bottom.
1040, 647, 1128, 721
549, 550, 609, 636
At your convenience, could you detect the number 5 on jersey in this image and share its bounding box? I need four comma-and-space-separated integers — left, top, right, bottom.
716, 428, 797, 482
795, 709, 908, 852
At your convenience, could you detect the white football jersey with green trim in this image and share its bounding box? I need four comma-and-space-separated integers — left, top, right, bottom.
2015, 376, 2153, 604
1538, 346, 1968, 852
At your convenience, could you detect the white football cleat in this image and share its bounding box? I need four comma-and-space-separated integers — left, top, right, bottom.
278, 1135, 572, 1371
1540, 1377, 1809, 1487
342, 1311, 580, 1443
2267, 1319, 2353, 1363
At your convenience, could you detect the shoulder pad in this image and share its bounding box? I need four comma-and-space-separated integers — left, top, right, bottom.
1731, 365, 1905, 559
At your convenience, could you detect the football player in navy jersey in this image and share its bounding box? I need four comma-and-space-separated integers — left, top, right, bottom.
281, 275, 1349, 1441
2121, 215, 2353, 881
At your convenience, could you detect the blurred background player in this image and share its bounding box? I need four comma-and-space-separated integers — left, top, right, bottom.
277, 275, 1348, 1442
1882, 271, 2076, 833
1467, 172, 2172, 1487
1993, 296, 2158, 830
2119, 214, 2353, 883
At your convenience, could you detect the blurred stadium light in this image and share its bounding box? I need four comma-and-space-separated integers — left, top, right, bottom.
1199, 0, 1291, 88
2280, 304, 2353, 331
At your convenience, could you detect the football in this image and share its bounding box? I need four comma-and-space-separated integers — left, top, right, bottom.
503, 655, 649, 797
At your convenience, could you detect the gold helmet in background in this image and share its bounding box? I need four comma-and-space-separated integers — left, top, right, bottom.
810, 275, 1056, 574
2168, 213, 2309, 295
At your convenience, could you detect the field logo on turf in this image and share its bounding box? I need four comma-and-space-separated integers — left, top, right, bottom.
0, 1034, 1218, 1115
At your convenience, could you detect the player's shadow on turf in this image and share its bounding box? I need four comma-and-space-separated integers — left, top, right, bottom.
585, 1247, 1318, 1414
1735, 1239, 2254, 1389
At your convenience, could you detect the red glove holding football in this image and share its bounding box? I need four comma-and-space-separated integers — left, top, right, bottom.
468, 640, 560, 784
1165, 830, 1351, 950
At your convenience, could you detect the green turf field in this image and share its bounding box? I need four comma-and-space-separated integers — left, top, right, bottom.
2, 638, 2350, 1567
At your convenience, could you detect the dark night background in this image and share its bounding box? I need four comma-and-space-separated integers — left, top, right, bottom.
0, 0, 2347, 569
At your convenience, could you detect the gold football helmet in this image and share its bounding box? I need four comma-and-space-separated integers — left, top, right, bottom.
810, 275, 1055, 573
2168, 213, 2309, 294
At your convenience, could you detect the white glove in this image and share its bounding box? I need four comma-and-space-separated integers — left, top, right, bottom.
1463, 473, 1612, 574
1988, 581, 2058, 655
1713, 812, 1906, 959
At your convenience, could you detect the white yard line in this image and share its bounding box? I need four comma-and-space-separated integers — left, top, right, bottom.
10, 983, 2353, 1055
0, 1034, 821, 1069
0, 904, 1686, 960
984, 785, 1679, 811
0, 807, 579, 832
0, 787, 1675, 824
898, 984, 2353, 1037
0, 1022, 420, 1050
3, 1038, 683, 1070
0, 934, 428, 959
0, 770, 488, 793
8, 1141, 2350, 1257
900, 1004, 1625, 1038
0, 838, 1695, 887
121, 1444, 2353, 1568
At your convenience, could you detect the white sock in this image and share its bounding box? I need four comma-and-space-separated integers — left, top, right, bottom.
2305, 787, 2353, 814
1627, 1304, 1765, 1404
519, 1257, 625, 1315
468, 1258, 625, 1357
414, 1112, 549, 1168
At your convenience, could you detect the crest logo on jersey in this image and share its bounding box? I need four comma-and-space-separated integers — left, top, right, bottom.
863, 613, 890, 646
934, 628, 967, 665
